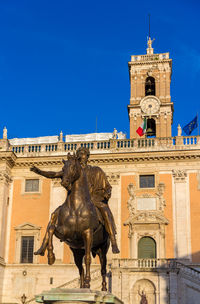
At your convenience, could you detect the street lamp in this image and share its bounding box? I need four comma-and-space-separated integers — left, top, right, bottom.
21, 294, 26, 304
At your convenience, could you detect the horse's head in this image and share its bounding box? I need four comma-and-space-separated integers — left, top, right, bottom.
61, 153, 81, 191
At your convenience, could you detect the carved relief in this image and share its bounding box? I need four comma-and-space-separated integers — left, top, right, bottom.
126, 182, 166, 216
156, 182, 166, 212
127, 183, 136, 216
125, 181, 168, 259
172, 169, 187, 182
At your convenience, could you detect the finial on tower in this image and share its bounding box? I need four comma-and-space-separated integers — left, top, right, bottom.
3, 126, 7, 139
146, 14, 155, 54
59, 130, 63, 142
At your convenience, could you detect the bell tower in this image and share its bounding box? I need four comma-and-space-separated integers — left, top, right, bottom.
128, 38, 174, 138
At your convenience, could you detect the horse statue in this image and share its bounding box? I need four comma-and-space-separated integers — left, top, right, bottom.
32, 153, 110, 291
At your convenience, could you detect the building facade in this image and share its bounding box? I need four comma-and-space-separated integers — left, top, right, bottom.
0, 39, 200, 304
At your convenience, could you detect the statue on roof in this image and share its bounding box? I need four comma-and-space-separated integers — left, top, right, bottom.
147, 37, 155, 55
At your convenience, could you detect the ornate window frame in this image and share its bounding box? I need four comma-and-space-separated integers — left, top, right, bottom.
14, 223, 41, 264
124, 181, 168, 259
21, 178, 42, 195
136, 172, 158, 190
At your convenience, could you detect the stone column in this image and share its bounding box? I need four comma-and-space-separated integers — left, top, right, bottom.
106, 173, 120, 261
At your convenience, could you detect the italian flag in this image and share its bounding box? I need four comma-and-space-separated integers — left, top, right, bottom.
136, 118, 147, 137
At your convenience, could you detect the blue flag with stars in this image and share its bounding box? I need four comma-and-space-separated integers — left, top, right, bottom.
183, 116, 198, 135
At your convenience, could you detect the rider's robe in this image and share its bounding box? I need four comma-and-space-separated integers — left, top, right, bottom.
85, 165, 111, 203
84, 165, 116, 234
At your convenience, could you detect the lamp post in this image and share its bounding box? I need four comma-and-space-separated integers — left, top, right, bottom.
21, 294, 26, 304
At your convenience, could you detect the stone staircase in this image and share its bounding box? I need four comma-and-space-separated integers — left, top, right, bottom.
26, 268, 102, 304
58, 268, 102, 290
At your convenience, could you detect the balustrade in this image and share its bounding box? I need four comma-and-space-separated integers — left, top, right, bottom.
9, 135, 200, 156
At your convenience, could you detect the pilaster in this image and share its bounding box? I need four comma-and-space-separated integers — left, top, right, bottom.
172, 170, 191, 260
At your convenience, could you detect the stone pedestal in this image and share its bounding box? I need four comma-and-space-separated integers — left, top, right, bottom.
35, 288, 123, 304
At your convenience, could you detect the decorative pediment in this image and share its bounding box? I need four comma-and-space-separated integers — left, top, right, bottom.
124, 211, 169, 226
15, 222, 41, 231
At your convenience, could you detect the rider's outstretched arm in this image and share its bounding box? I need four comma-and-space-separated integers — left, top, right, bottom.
30, 166, 63, 179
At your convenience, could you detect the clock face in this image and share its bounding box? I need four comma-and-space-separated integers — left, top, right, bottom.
140, 97, 160, 115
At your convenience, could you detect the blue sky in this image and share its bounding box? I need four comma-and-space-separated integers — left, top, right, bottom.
0, 0, 199, 139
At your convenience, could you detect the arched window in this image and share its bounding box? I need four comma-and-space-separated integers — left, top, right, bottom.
145, 77, 155, 96
138, 237, 156, 259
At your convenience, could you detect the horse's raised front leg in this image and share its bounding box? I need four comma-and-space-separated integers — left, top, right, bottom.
82, 228, 93, 288
34, 207, 60, 257
71, 248, 85, 288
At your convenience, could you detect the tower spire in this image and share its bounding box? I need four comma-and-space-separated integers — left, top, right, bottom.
146, 14, 155, 54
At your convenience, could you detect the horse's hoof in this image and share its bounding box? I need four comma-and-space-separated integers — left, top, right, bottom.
101, 283, 107, 292
112, 244, 120, 254
34, 248, 45, 256
48, 252, 55, 265
83, 279, 90, 289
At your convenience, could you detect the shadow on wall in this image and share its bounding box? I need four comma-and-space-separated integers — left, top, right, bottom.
112, 248, 200, 304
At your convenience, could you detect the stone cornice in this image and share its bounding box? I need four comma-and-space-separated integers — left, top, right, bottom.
0, 151, 17, 167
128, 58, 172, 66
128, 102, 173, 109
8, 149, 200, 168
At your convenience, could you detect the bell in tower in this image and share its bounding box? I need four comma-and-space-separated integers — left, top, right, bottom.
146, 118, 156, 137
145, 77, 155, 96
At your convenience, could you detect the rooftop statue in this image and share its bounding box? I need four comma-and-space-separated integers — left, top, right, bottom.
30, 147, 119, 290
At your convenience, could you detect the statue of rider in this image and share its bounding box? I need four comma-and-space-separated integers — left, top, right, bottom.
31, 147, 120, 259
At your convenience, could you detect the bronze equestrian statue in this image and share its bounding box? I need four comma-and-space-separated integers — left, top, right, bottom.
30, 147, 119, 290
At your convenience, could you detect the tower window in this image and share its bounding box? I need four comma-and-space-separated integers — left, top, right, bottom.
138, 237, 156, 259
20, 236, 34, 263
145, 77, 155, 96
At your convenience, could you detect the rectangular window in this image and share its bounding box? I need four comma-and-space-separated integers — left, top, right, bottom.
25, 179, 39, 192
20, 236, 34, 263
139, 175, 155, 188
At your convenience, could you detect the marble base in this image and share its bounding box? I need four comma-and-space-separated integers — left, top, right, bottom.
35, 288, 123, 304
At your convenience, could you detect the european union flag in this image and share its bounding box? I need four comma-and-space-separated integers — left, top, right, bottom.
183, 116, 198, 135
